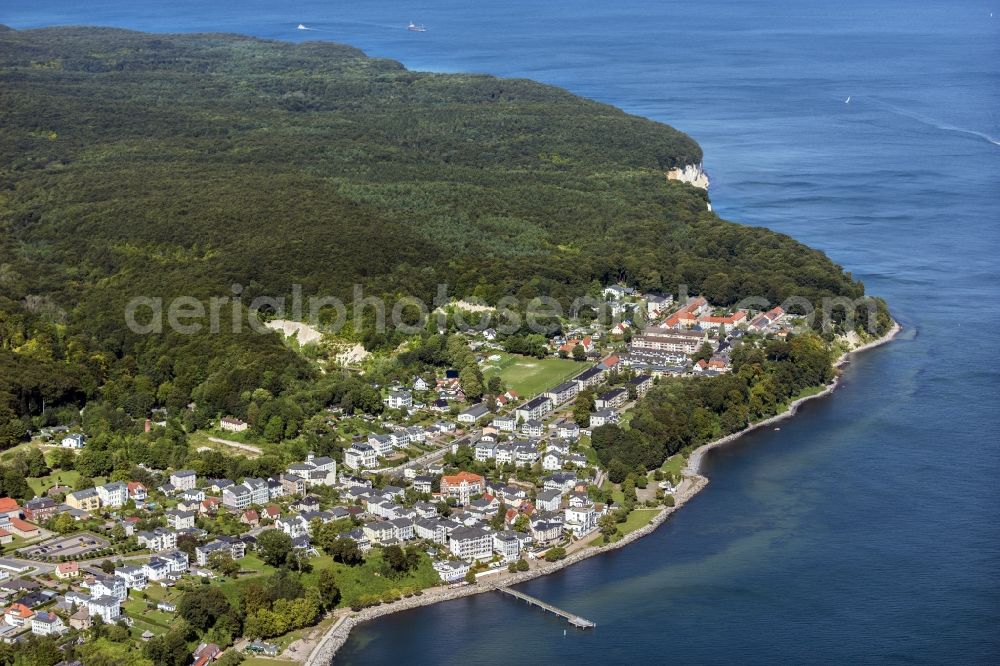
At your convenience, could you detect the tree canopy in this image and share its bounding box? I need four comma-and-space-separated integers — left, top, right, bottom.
0, 27, 886, 441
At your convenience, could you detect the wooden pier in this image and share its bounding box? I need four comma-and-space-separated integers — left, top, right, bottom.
497, 587, 596, 628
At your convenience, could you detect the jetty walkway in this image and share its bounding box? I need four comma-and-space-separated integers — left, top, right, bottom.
497, 587, 596, 628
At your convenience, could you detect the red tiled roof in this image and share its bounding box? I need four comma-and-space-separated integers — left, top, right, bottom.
194, 643, 221, 660
0, 498, 19, 512
5, 603, 34, 619
560, 337, 592, 353
698, 311, 747, 325
441, 471, 485, 486
664, 297, 708, 325
9, 518, 38, 533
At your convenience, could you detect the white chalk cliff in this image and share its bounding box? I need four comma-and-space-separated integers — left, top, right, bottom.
666, 163, 709, 190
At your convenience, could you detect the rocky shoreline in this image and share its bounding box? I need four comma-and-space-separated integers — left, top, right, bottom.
304, 473, 710, 665
686, 321, 902, 475
303, 320, 901, 665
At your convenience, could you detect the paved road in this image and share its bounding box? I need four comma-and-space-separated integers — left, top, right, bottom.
593, 469, 606, 488
377, 433, 474, 476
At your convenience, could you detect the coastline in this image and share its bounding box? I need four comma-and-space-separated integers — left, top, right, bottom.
303, 320, 901, 665
685, 320, 902, 476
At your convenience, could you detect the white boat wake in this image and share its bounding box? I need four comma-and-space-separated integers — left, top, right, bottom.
295, 20, 414, 34
868, 97, 1000, 148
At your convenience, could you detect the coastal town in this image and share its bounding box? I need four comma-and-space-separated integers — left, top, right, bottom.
0, 290, 802, 664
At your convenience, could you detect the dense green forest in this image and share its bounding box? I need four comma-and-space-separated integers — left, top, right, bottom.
0, 26, 888, 439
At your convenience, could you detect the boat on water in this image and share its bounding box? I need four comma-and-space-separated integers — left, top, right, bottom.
408, 22, 427, 32
297, 24, 308, 30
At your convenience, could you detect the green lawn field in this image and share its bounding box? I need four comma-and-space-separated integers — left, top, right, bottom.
217, 550, 440, 610
482, 353, 584, 397
591, 508, 660, 546
659, 454, 686, 477
27, 470, 106, 496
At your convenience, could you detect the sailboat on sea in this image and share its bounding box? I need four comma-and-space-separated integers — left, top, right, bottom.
845, 96, 851, 104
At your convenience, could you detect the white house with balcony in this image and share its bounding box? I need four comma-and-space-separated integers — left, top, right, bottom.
87, 596, 121, 623
535, 488, 562, 512
137, 528, 177, 552
556, 421, 580, 441
384, 390, 413, 410
87, 574, 126, 602
222, 478, 269, 509
169, 470, 197, 491
448, 525, 493, 561
96, 481, 128, 508
114, 565, 147, 591
195, 538, 246, 566
362, 521, 396, 545
60, 433, 85, 449
366, 435, 396, 458
564, 503, 598, 537
166, 510, 196, 530
414, 517, 454, 544
433, 559, 470, 583
544, 381, 579, 406
474, 440, 496, 462
491, 414, 516, 432
276, 515, 310, 539
542, 452, 564, 472
30, 612, 66, 636
345, 443, 377, 470
514, 396, 552, 423
492, 531, 523, 563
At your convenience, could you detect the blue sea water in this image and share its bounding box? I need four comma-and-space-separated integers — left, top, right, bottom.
3, 0, 998, 663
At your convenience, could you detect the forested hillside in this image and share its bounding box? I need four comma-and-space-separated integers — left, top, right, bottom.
0, 27, 885, 438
